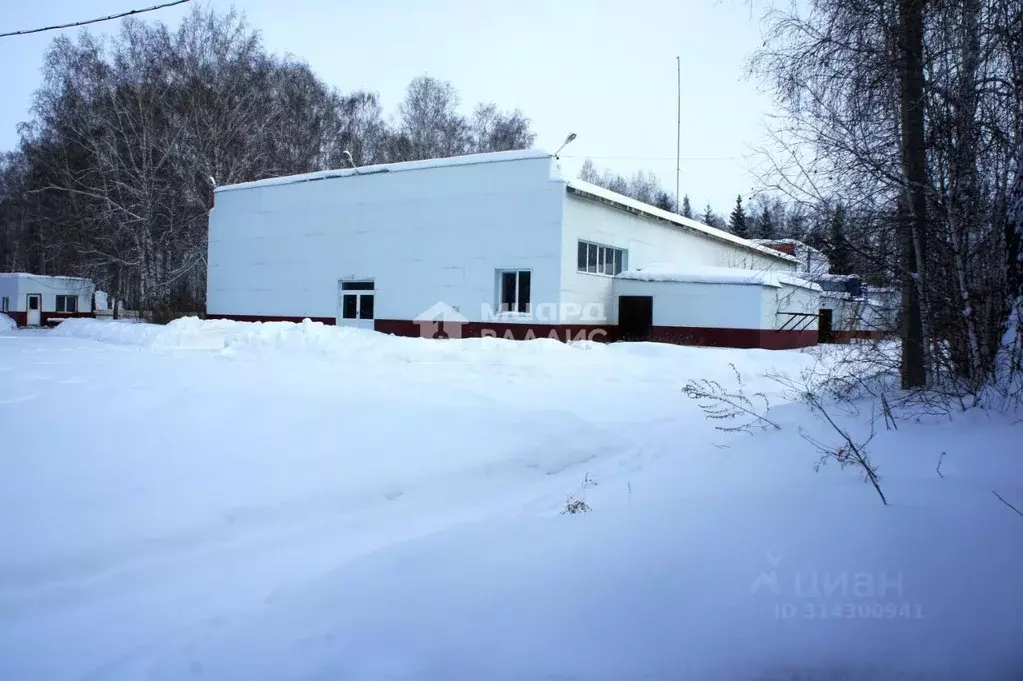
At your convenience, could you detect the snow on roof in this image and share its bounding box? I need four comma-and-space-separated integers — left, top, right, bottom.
617, 264, 821, 291
216, 149, 553, 193
750, 238, 820, 248
0, 272, 93, 283
801, 272, 859, 282
564, 179, 796, 264
819, 291, 887, 307
750, 238, 830, 274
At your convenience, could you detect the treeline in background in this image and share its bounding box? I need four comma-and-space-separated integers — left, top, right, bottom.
0, 8, 535, 319
2, 1, 1022, 396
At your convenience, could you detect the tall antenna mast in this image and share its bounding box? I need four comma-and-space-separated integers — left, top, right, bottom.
676, 56, 681, 213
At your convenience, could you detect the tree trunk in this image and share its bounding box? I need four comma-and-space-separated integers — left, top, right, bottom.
1008, 152, 1023, 303
112, 263, 122, 321
952, 0, 985, 385
1005, 153, 1023, 375
898, 0, 929, 389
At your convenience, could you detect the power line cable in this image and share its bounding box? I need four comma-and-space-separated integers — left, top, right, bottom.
0, 0, 193, 38
559, 155, 741, 162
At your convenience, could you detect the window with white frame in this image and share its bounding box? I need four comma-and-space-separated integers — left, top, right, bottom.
497, 269, 531, 313
55, 295, 78, 313
340, 280, 374, 319
577, 240, 626, 275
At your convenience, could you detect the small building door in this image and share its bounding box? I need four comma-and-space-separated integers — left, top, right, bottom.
618, 296, 653, 341
818, 308, 834, 343
26, 294, 42, 326
338, 280, 375, 330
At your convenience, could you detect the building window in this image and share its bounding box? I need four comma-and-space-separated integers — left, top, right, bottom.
498, 270, 530, 313
55, 295, 78, 313
340, 280, 374, 320
577, 240, 626, 276
359, 293, 374, 320
1, 297, 8, 312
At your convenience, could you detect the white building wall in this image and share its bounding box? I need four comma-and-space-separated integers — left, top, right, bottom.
760, 284, 820, 331
859, 301, 892, 333
0, 275, 18, 312
834, 297, 889, 334
613, 278, 765, 329
819, 294, 861, 331
208, 155, 564, 323
560, 195, 793, 324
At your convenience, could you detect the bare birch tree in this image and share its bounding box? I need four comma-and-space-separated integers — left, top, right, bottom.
0, 7, 537, 317
751, 0, 1023, 395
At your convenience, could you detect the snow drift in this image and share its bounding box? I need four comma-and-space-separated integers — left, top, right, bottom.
2, 319, 1021, 680
51, 316, 608, 364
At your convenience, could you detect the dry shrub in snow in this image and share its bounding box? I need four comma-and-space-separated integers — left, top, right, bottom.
769, 367, 888, 506
683, 363, 782, 434
680, 355, 887, 504
561, 472, 596, 514
561, 496, 591, 515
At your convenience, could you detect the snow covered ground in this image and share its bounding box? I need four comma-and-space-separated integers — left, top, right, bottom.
1, 318, 1021, 680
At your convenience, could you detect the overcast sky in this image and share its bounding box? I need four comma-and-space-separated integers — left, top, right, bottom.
0, 0, 776, 212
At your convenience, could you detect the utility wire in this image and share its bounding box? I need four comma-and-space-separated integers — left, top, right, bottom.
559, 155, 741, 162
0, 0, 193, 38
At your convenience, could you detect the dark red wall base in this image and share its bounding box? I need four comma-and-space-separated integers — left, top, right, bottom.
202, 314, 819, 350
649, 326, 817, 350
379, 319, 815, 349
3, 311, 27, 327
829, 330, 888, 343
375, 319, 613, 343
4, 311, 94, 328
206, 313, 337, 325
44, 311, 95, 325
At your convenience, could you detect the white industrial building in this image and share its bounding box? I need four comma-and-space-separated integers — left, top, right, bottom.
207, 150, 821, 348
751, 238, 831, 277
754, 239, 898, 342
614, 265, 820, 348
801, 273, 895, 342
0, 273, 95, 327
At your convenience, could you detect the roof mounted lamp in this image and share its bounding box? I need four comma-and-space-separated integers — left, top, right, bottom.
554, 133, 577, 159
343, 150, 359, 174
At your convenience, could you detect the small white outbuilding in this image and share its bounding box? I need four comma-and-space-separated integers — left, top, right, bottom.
0, 273, 95, 327
614, 265, 821, 348
805, 274, 895, 341
754, 240, 898, 342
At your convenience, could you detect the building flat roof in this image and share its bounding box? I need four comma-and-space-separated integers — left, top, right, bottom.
216, 149, 552, 194
618, 264, 820, 291
0, 272, 93, 282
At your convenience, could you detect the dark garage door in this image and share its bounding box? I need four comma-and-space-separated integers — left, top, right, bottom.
618, 296, 653, 341
818, 308, 834, 343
